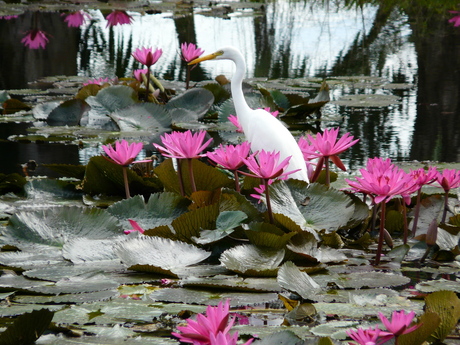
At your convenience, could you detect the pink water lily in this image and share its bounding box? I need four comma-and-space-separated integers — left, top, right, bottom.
124, 219, 145, 235
346, 326, 391, 345
102, 140, 144, 166
206, 142, 251, 171
242, 150, 298, 180
83, 77, 112, 86
346, 157, 416, 264
102, 140, 148, 198
62, 10, 91, 27
307, 127, 359, 185
181, 42, 205, 63
379, 310, 421, 337
172, 300, 233, 344
133, 68, 149, 82
21, 29, 49, 49
132, 47, 163, 67
449, 11, 460, 26
106, 10, 133, 27
154, 130, 213, 194
155, 130, 213, 160
435, 168, 460, 223
206, 142, 251, 191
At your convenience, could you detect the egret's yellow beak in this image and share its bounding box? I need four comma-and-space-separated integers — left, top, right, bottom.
188, 51, 223, 65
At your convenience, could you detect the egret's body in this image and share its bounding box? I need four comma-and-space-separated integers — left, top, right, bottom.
190, 47, 309, 182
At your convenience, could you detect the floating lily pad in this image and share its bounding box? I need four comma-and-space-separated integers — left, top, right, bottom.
0, 308, 54, 344
220, 244, 284, 276
115, 236, 211, 277
277, 261, 321, 300
181, 275, 281, 292
332, 94, 401, 107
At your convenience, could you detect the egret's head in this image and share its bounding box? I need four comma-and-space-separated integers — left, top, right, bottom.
188, 50, 223, 65
188, 47, 240, 65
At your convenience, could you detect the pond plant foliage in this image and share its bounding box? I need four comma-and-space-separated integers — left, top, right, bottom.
1, 32, 460, 344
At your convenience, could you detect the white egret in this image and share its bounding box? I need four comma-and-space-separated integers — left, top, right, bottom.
189, 46, 309, 182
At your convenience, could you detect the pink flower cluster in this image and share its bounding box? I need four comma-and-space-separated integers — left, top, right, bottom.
347, 310, 420, 345
172, 300, 253, 345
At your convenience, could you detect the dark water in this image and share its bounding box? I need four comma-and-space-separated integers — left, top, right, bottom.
1, 1, 460, 175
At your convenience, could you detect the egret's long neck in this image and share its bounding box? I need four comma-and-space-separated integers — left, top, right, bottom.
230, 52, 252, 121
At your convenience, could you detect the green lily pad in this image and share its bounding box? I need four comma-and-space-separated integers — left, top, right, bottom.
277, 261, 321, 300
109, 102, 171, 132
220, 244, 284, 276
107, 193, 191, 230
3, 206, 122, 250
165, 87, 214, 121
47, 99, 90, 126
115, 236, 211, 277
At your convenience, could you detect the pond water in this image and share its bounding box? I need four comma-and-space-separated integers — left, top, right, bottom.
0, 0, 460, 175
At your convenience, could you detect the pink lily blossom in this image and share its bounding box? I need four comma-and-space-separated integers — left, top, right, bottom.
209, 331, 253, 345
0, 15, 19, 20
83, 77, 112, 86
242, 150, 298, 180
154, 130, 213, 159
449, 11, 460, 26
106, 10, 133, 27
123, 219, 145, 235
378, 310, 421, 337
21, 29, 49, 49
181, 42, 205, 63
206, 142, 251, 171
346, 326, 390, 345
133, 69, 149, 82
102, 140, 144, 166
172, 300, 234, 344
435, 168, 460, 193
345, 158, 415, 205
62, 10, 91, 27
132, 47, 163, 67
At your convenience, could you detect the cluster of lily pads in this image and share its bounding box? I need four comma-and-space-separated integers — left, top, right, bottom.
1, 46, 460, 344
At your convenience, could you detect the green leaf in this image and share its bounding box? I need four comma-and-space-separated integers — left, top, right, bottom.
3, 206, 122, 250
0, 173, 26, 195
47, 99, 90, 126
88, 85, 138, 113
220, 244, 284, 276
245, 222, 297, 249
42, 163, 86, 179
398, 312, 440, 345
277, 261, 321, 300
107, 193, 191, 230
109, 102, 171, 131
172, 203, 219, 243
166, 87, 214, 121
216, 210, 247, 230
82, 156, 162, 197
270, 181, 355, 233
425, 290, 460, 342
115, 237, 211, 276
154, 158, 232, 195
0, 308, 54, 345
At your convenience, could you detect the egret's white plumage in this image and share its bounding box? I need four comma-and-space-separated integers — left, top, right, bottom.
190, 46, 309, 182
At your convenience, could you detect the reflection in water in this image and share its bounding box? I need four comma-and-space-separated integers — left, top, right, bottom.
0, 1, 459, 176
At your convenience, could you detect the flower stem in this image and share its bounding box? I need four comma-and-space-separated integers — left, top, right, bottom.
402, 201, 408, 244
441, 190, 449, 223
411, 189, 422, 237
325, 156, 330, 187
188, 158, 197, 193
145, 69, 151, 101
122, 166, 131, 199
186, 65, 191, 90
176, 159, 185, 197
264, 179, 274, 224
374, 201, 386, 265
233, 170, 240, 192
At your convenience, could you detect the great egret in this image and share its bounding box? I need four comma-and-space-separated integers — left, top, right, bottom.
189, 46, 310, 182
